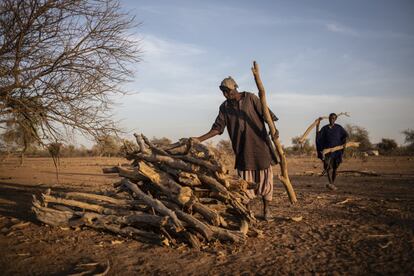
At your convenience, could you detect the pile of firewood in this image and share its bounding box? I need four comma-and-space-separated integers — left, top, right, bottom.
32, 134, 262, 249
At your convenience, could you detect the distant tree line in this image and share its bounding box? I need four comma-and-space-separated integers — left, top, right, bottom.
1, 126, 414, 161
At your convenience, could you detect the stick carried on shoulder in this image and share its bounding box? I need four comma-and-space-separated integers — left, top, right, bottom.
298, 112, 350, 144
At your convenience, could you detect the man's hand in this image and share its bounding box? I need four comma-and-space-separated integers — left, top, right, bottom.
316, 117, 323, 126
270, 129, 279, 139
189, 137, 200, 143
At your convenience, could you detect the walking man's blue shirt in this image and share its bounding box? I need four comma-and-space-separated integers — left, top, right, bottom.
316, 124, 348, 162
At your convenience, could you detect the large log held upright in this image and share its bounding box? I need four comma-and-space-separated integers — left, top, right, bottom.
251, 61, 297, 204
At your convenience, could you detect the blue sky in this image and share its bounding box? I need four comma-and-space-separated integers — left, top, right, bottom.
108, 0, 414, 146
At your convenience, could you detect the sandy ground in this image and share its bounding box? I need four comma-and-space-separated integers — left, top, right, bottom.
0, 156, 413, 275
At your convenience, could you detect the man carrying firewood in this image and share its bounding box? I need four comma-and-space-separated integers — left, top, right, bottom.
316, 113, 348, 190
193, 76, 278, 221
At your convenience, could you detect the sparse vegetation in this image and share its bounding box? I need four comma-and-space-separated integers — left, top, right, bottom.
377, 138, 398, 155
287, 136, 313, 156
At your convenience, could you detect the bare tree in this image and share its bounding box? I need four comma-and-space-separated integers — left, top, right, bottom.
47, 141, 62, 183
0, 0, 140, 143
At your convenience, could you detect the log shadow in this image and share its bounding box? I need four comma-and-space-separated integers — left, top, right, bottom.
39, 170, 119, 178
50, 258, 109, 276
0, 182, 83, 223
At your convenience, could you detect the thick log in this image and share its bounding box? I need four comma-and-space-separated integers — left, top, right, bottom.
64, 192, 130, 206
299, 112, 350, 144
239, 219, 249, 235
163, 201, 246, 244
162, 201, 214, 241
198, 174, 255, 222
76, 211, 169, 229
141, 134, 171, 156
137, 161, 193, 205
134, 152, 197, 173
42, 193, 121, 215
182, 232, 201, 249
174, 155, 224, 174
32, 195, 75, 226
177, 172, 202, 187
103, 166, 147, 182
34, 194, 171, 246
156, 164, 202, 187
134, 133, 149, 154
122, 179, 184, 231
198, 198, 220, 204
252, 61, 297, 204
192, 201, 226, 227
210, 225, 245, 243
322, 141, 360, 156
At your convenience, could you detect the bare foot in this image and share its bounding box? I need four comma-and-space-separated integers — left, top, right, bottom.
326, 183, 338, 191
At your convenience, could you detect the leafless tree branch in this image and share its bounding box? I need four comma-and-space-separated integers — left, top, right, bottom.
0, 0, 141, 142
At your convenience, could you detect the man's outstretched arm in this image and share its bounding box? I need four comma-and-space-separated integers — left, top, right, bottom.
193, 129, 220, 142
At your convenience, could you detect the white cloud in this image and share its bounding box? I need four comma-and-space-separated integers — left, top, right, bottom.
140, 34, 205, 58
114, 89, 413, 147
326, 23, 359, 36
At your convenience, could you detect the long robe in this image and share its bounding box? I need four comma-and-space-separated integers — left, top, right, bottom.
316, 124, 348, 164
211, 92, 277, 171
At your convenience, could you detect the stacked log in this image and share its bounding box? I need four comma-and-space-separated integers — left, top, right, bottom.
32, 134, 262, 249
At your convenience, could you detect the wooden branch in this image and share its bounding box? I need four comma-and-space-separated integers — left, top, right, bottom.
134, 152, 197, 173
175, 155, 224, 174
42, 193, 120, 215
299, 112, 350, 144
182, 232, 201, 249
102, 166, 147, 182
322, 141, 360, 155
121, 179, 184, 231
198, 174, 255, 222
141, 134, 170, 156
177, 172, 202, 187
137, 161, 193, 206
162, 201, 214, 241
134, 133, 149, 154
210, 225, 245, 243
156, 163, 202, 187
32, 195, 75, 226
164, 200, 245, 243
251, 61, 297, 204
63, 192, 130, 206
192, 201, 226, 227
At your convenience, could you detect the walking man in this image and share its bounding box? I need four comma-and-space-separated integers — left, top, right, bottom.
316, 113, 348, 190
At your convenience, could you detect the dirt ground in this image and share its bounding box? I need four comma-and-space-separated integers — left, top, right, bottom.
0, 156, 413, 275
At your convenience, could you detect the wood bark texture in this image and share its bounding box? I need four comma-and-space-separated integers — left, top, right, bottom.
32, 132, 262, 248
251, 61, 297, 204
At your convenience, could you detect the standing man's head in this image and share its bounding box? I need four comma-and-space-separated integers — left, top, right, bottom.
219, 76, 239, 100
329, 113, 337, 126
